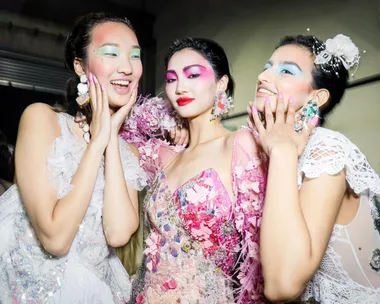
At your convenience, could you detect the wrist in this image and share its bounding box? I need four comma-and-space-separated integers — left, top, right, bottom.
269, 142, 298, 158
87, 140, 107, 156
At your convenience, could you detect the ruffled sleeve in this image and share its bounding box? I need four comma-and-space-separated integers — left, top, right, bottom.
47, 114, 84, 199
119, 137, 148, 191
231, 128, 268, 303
298, 127, 380, 216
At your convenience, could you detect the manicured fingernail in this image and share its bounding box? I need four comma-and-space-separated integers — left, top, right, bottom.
265, 96, 270, 104
289, 96, 295, 103
310, 116, 319, 127
251, 105, 258, 115
90, 73, 94, 84
101, 84, 105, 92
93, 75, 98, 84
278, 92, 284, 99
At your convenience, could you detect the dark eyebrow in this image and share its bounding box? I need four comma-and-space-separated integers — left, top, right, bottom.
183, 64, 206, 72
280, 61, 303, 71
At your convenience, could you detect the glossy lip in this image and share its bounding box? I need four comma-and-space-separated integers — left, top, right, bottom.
256, 83, 277, 97
176, 97, 195, 106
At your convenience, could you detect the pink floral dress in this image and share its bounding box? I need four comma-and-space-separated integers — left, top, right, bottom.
132, 128, 267, 304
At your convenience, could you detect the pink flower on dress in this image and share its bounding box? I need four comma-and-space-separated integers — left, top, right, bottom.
144, 231, 161, 272
239, 180, 260, 194
136, 294, 144, 304
203, 177, 214, 186
186, 184, 209, 206
161, 278, 178, 291
234, 165, 244, 178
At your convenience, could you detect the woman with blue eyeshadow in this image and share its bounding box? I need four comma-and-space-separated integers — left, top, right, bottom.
249, 34, 380, 303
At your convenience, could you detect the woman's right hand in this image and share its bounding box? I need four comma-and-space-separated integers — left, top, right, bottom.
88, 72, 111, 150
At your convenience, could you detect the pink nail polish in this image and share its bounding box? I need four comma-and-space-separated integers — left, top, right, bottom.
101, 84, 105, 92
251, 105, 258, 115
310, 116, 319, 127
265, 96, 270, 104
93, 75, 98, 84
278, 92, 284, 99
289, 96, 295, 103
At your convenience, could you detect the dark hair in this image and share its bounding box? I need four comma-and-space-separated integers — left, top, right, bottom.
277, 35, 349, 126
164, 37, 235, 97
0, 130, 14, 182
62, 12, 135, 123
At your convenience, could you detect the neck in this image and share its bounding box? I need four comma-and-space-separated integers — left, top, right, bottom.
187, 112, 229, 149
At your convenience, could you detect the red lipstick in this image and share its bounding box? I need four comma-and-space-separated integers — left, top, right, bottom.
176, 97, 194, 106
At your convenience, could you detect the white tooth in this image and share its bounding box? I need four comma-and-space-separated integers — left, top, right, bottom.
258, 88, 274, 95
111, 80, 130, 86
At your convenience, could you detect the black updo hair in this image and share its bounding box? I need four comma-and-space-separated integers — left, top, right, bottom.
277, 35, 349, 126
62, 12, 135, 124
164, 37, 235, 98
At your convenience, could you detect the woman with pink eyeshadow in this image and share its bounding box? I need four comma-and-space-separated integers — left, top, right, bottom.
128, 37, 267, 304
248, 34, 380, 303
0, 11, 187, 303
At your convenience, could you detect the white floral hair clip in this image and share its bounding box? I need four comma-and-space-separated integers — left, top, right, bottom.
313, 34, 360, 77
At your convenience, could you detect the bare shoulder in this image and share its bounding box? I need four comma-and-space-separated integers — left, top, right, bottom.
18, 103, 60, 139
20, 102, 57, 125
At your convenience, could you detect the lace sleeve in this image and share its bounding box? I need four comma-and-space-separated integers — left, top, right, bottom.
298, 128, 380, 197
119, 138, 148, 191
231, 128, 268, 303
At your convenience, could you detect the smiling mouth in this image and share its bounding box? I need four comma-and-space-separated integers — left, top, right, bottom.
110, 80, 130, 87
257, 88, 276, 96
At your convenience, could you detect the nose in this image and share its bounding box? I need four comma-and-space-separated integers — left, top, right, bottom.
117, 57, 133, 75
175, 77, 189, 95
258, 66, 274, 84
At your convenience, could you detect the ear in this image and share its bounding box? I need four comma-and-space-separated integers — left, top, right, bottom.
73, 58, 85, 77
216, 75, 229, 93
311, 88, 330, 108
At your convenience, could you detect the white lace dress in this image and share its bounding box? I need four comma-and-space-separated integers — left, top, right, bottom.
298, 127, 380, 304
0, 113, 147, 304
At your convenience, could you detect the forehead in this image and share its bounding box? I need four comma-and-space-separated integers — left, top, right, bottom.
270, 44, 314, 70
90, 22, 138, 46
167, 48, 212, 69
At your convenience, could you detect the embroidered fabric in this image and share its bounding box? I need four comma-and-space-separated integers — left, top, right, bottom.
0, 112, 147, 303
131, 128, 267, 304
298, 127, 380, 303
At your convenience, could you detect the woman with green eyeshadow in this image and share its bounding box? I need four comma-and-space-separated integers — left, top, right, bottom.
0, 12, 153, 303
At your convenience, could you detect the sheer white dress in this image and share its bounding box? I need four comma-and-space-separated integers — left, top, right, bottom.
0, 113, 147, 304
298, 127, 380, 304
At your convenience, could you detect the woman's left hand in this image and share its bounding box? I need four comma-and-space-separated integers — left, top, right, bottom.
111, 85, 139, 136
247, 94, 318, 157
169, 126, 189, 147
